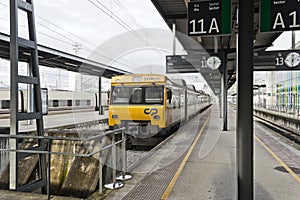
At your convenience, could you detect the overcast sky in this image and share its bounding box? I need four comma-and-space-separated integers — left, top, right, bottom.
0, 0, 299, 93
0, 0, 208, 92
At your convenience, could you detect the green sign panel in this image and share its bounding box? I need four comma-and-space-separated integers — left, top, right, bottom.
188, 0, 231, 36
260, 0, 300, 32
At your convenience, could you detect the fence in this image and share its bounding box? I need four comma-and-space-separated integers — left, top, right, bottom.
0, 127, 131, 199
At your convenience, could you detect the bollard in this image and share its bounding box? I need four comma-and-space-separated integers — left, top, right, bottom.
116, 131, 132, 181
47, 140, 51, 200
99, 150, 103, 194
104, 133, 124, 190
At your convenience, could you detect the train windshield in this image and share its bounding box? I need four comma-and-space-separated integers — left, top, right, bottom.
111, 86, 164, 105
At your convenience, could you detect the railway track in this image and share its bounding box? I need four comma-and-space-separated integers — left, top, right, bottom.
230, 103, 300, 146
127, 130, 177, 171
126, 106, 211, 172
254, 114, 300, 146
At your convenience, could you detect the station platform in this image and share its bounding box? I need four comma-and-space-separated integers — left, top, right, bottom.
105, 105, 300, 200
0, 110, 108, 132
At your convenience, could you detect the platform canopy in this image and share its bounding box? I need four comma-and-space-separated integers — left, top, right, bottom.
0, 32, 129, 78
151, 0, 282, 94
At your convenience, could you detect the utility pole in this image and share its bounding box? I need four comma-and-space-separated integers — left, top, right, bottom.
72, 42, 81, 55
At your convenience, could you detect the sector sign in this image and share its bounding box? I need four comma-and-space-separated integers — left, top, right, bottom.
187, 0, 231, 36
260, 0, 300, 32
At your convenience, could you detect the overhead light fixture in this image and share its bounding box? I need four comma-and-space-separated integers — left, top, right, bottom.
91, 68, 102, 73
23, 52, 44, 59
65, 62, 78, 67
196, 36, 202, 43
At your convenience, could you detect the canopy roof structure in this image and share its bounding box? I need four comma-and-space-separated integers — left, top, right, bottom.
0, 32, 129, 78
151, 0, 282, 94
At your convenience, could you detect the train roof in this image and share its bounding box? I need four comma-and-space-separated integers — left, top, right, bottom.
110, 75, 209, 95
187, 84, 196, 91
170, 78, 187, 87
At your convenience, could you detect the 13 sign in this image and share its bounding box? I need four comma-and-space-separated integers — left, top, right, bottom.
253, 50, 300, 71
260, 0, 300, 32
187, 0, 231, 36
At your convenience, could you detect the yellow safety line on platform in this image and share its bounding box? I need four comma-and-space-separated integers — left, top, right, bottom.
161, 112, 211, 200
255, 135, 300, 184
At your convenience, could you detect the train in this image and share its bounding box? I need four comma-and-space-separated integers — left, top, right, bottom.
108, 74, 212, 146
0, 88, 108, 114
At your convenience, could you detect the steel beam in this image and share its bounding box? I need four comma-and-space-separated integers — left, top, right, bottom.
237, 1, 254, 199
222, 52, 228, 131
9, 0, 18, 191
99, 76, 103, 115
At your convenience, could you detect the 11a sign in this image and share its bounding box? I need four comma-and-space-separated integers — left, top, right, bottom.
188, 0, 231, 36
260, 0, 300, 32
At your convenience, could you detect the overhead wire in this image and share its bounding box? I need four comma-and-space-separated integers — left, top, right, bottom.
1, 1, 153, 68
89, 0, 167, 64
35, 11, 136, 67
0, 1, 135, 68
89, 0, 152, 47
113, 0, 156, 44
112, 0, 169, 57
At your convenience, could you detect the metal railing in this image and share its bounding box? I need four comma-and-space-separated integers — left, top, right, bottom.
254, 104, 300, 116
0, 138, 9, 173
0, 127, 131, 199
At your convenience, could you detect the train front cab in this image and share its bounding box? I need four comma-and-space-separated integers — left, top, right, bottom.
108, 75, 169, 140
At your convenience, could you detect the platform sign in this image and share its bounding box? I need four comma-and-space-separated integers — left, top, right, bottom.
188, 0, 231, 36
166, 53, 223, 73
260, 0, 300, 32
166, 55, 199, 73
254, 50, 300, 70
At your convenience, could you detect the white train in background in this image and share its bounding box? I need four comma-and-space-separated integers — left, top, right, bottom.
0, 88, 109, 114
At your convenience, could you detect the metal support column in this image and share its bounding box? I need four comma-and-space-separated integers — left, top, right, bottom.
220, 76, 224, 119
9, 0, 18, 190
237, 1, 254, 199
222, 52, 228, 131
172, 22, 176, 55
99, 76, 103, 115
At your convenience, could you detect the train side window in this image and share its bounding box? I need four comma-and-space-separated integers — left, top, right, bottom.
1, 100, 10, 109
53, 100, 59, 107
76, 100, 80, 106
67, 100, 72, 106
87, 100, 91, 106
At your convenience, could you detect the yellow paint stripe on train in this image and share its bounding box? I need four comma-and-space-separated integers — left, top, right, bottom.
255, 135, 300, 184
161, 112, 211, 200
111, 74, 166, 83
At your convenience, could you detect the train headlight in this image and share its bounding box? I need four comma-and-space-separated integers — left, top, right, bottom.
153, 115, 160, 120
112, 114, 118, 119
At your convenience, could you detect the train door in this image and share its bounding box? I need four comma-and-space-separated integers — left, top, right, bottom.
180, 91, 185, 122
166, 87, 173, 126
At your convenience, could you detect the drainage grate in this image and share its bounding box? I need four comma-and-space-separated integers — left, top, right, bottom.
122, 157, 183, 200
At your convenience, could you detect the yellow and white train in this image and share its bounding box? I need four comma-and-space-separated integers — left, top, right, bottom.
108, 74, 211, 146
